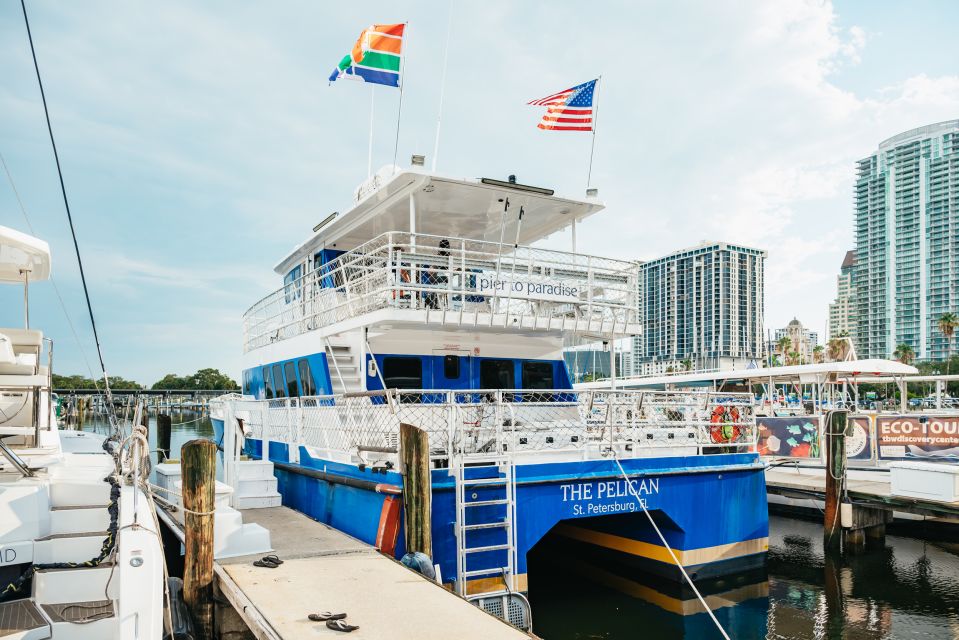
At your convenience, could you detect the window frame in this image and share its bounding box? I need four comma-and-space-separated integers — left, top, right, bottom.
272, 363, 286, 398
382, 356, 423, 390
480, 359, 515, 389
284, 361, 299, 397
298, 359, 316, 397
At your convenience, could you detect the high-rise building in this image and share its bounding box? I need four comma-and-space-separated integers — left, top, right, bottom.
828, 250, 856, 340
854, 120, 959, 360
632, 242, 766, 375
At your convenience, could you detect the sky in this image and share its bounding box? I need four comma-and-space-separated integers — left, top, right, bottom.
1, 1, 958, 385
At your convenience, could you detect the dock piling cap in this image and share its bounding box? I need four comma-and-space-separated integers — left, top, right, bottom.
0, 225, 51, 283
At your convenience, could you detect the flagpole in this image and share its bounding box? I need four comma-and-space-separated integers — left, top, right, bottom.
368, 86, 375, 178
392, 22, 409, 173
431, 0, 454, 172
586, 74, 602, 190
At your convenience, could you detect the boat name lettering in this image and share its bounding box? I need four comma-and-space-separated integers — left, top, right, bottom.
561, 478, 659, 503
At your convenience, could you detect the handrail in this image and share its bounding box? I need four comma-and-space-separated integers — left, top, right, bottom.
0, 437, 34, 477
242, 231, 640, 352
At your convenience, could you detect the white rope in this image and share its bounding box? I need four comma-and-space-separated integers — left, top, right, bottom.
612, 458, 731, 640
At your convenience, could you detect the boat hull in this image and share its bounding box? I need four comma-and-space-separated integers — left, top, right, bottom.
216, 418, 769, 592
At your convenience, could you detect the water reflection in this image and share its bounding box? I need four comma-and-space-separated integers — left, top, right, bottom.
528, 515, 959, 639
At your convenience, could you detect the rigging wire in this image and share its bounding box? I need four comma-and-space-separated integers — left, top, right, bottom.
612, 458, 732, 640
0, 150, 100, 386
19, 0, 116, 426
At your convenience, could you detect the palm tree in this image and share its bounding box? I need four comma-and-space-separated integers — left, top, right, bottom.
776, 336, 791, 366
813, 345, 825, 364
893, 343, 916, 365
827, 331, 851, 362
786, 350, 801, 366
939, 312, 959, 372
681, 359, 693, 372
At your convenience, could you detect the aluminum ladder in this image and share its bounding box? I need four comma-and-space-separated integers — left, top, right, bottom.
453, 452, 517, 598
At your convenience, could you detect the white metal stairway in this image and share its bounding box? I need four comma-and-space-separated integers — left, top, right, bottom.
453, 453, 517, 598
324, 338, 363, 394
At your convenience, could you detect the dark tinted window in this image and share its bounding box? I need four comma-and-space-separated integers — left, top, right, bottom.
272, 364, 286, 398
480, 359, 514, 389
382, 357, 422, 389
444, 355, 460, 379
263, 366, 274, 399
284, 362, 298, 397
298, 359, 316, 396
522, 361, 554, 389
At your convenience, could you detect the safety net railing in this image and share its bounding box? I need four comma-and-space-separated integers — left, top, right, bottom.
214, 389, 756, 462
242, 232, 640, 352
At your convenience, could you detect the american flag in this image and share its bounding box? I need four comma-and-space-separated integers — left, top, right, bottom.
528, 79, 598, 131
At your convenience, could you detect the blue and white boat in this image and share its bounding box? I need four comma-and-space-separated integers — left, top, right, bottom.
212, 163, 768, 615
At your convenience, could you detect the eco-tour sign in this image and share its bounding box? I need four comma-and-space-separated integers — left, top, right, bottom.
877, 415, 959, 460
560, 477, 660, 516
477, 275, 580, 303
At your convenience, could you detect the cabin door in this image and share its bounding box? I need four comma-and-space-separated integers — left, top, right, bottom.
431, 349, 473, 391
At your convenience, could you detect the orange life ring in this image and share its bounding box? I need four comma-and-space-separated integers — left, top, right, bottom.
709, 405, 742, 443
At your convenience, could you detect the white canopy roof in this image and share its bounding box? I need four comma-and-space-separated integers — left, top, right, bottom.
578, 359, 921, 390
274, 168, 604, 275
0, 225, 51, 283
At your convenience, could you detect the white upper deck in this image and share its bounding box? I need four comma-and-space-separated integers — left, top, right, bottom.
274, 166, 605, 275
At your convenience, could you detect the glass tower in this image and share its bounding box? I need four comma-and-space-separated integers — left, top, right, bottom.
632, 242, 766, 374
854, 120, 959, 360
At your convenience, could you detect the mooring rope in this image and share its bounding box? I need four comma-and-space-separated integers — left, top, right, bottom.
612, 458, 731, 640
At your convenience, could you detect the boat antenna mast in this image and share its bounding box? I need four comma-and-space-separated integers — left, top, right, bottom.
20, 0, 118, 430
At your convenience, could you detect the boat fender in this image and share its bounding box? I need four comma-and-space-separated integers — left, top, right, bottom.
400, 552, 436, 580
166, 576, 198, 640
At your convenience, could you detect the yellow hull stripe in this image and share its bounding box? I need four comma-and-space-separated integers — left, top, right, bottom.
553, 523, 769, 567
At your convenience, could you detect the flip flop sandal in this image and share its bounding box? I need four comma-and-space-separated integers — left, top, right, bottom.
326, 619, 359, 632
262, 554, 284, 565
308, 612, 346, 622
253, 559, 280, 568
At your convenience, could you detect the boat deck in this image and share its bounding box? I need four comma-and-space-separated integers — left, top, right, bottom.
159, 506, 529, 639
765, 467, 959, 519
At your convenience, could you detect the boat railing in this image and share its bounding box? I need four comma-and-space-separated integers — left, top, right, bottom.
242, 232, 640, 352
216, 388, 756, 464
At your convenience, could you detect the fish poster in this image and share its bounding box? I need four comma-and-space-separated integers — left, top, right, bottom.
757, 416, 821, 459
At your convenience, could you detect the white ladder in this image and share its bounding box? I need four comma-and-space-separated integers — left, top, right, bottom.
453, 452, 517, 598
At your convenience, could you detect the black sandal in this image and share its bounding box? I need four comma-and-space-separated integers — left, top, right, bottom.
326, 619, 359, 632
308, 612, 346, 621
253, 558, 280, 568
262, 554, 284, 565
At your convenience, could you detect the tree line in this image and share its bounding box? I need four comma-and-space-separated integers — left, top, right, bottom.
52, 367, 238, 391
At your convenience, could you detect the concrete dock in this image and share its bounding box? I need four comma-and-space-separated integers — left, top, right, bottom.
157, 505, 530, 639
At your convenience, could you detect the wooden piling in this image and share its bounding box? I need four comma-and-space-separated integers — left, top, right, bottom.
157, 414, 172, 463
400, 423, 432, 557
182, 439, 217, 639
824, 409, 847, 550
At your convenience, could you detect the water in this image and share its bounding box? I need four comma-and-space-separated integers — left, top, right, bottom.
83, 414, 959, 639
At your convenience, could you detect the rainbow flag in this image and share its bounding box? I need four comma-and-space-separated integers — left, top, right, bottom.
329, 23, 405, 88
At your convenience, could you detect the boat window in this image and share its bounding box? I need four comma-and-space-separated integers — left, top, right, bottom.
522, 361, 554, 389
284, 361, 298, 397
444, 355, 460, 379
272, 364, 286, 397
284, 265, 302, 303
480, 359, 515, 389
263, 366, 274, 399
298, 359, 316, 397
242, 369, 252, 395
382, 357, 422, 389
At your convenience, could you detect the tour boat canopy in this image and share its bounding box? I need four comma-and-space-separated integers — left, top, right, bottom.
274, 168, 604, 275
0, 225, 51, 283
